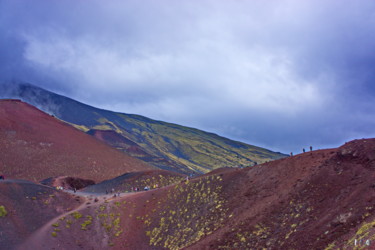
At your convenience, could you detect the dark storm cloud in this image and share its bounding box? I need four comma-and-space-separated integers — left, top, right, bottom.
1, 0, 375, 153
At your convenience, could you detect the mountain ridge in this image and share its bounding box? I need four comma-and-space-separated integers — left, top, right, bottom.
0, 82, 286, 174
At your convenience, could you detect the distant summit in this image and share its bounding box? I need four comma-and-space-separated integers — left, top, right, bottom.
0, 82, 286, 174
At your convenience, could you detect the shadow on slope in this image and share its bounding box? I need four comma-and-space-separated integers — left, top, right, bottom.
82, 170, 185, 194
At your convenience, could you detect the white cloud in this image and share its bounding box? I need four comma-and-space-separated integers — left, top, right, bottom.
2, 0, 375, 152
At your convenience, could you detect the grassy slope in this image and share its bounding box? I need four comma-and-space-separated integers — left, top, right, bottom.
3, 83, 286, 174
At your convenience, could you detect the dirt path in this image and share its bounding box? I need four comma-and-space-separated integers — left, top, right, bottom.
16, 189, 136, 250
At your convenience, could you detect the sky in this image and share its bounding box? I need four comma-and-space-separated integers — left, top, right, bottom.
1, 0, 375, 154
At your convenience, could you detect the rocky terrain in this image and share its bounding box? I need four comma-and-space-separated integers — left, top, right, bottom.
1, 138, 375, 249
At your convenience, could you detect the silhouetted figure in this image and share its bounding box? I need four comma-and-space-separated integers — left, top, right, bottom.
303, 148, 305, 153
310, 146, 313, 151
290, 152, 293, 156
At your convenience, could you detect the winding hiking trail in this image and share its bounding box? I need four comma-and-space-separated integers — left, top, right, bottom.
16, 189, 137, 250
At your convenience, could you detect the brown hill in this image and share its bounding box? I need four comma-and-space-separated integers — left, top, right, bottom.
0, 179, 83, 249
191, 138, 375, 249
0, 99, 154, 182
4, 138, 375, 249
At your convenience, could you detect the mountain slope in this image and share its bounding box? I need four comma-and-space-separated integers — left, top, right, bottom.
9, 138, 375, 249
1, 83, 286, 174
0, 179, 82, 249
0, 99, 154, 182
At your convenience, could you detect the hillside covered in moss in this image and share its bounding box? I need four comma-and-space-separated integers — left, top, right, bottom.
2, 83, 285, 174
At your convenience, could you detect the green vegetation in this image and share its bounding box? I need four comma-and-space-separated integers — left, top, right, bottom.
72, 211, 82, 219
0, 205, 8, 217
81, 215, 93, 230
218, 199, 315, 249
50, 201, 127, 247
37, 84, 285, 174
146, 175, 229, 249
101, 114, 284, 173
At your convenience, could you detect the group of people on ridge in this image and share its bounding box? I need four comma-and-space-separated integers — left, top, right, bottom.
290, 146, 313, 156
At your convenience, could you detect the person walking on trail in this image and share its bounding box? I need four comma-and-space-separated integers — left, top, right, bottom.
303, 148, 305, 153
310, 146, 313, 151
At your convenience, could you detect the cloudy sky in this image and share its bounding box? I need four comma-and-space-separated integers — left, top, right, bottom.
1, 0, 375, 153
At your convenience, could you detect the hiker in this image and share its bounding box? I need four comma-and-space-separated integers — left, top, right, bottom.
290, 152, 293, 157
303, 148, 305, 153
73, 187, 77, 193
310, 146, 313, 151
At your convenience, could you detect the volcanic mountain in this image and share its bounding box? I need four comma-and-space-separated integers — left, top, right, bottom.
0, 82, 286, 174
2, 138, 375, 249
0, 99, 154, 182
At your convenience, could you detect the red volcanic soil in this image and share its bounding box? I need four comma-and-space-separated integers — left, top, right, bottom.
0, 179, 83, 249
192, 138, 375, 249
4, 138, 375, 249
0, 100, 154, 182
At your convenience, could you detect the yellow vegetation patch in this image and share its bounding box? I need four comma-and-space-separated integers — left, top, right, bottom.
147, 175, 229, 249
0, 205, 8, 217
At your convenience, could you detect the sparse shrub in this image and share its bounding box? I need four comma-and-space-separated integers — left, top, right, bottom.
147, 175, 228, 249
81, 215, 93, 230
72, 211, 82, 219
0, 206, 8, 217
